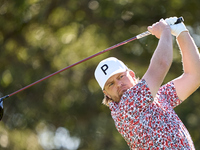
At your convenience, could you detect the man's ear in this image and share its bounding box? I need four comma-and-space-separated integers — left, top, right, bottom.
128, 70, 135, 78
103, 90, 111, 99
128, 70, 138, 83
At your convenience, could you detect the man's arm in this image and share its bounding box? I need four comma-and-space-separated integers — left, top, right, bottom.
173, 31, 200, 100
142, 20, 173, 97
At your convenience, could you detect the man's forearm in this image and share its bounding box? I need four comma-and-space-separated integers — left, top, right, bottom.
144, 28, 173, 97
177, 31, 200, 77
151, 29, 173, 69
172, 31, 200, 100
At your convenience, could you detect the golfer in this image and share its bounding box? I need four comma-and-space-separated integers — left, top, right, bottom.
94, 17, 200, 149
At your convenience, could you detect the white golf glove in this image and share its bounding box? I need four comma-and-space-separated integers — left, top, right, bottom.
165, 17, 188, 37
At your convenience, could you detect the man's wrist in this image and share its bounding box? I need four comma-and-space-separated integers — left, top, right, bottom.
161, 27, 172, 37
176, 30, 189, 39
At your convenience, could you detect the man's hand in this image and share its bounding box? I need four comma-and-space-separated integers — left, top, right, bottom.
165, 17, 188, 37
147, 19, 171, 39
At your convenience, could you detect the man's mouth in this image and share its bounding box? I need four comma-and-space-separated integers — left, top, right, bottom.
118, 86, 128, 94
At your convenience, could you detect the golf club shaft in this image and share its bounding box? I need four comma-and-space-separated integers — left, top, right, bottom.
0, 33, 144, 100
0, 17, 184, 102
8, 36, 139, 98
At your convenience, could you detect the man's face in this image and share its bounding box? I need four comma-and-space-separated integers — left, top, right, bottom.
103, 70, 136, 103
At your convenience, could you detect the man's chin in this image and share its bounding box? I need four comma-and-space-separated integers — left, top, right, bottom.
118, 90, 126, 99
114, 90, 128, 103
112, 96, 121, 103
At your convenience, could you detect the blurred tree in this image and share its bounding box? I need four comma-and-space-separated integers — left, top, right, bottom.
0, 0, 200, 149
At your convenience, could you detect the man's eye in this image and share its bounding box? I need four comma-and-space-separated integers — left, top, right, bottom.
120, 75, 124, 78
109, 83, 113, 87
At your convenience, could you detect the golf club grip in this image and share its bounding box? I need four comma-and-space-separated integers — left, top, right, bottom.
175, 17, 184, 24
136, 17, 184, 39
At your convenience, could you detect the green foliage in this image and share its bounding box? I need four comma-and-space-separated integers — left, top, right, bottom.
0, 0, 200, 149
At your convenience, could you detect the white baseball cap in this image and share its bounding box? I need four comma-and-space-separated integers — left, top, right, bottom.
94, 57, 128, 89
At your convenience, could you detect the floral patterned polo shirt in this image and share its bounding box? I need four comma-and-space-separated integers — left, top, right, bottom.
109, 79, 195, 150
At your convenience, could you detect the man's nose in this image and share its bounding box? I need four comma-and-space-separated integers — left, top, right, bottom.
116, 80, 123, 87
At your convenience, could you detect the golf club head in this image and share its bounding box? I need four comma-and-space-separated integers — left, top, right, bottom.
0, 100, 3, 120
0, 95, 9, 120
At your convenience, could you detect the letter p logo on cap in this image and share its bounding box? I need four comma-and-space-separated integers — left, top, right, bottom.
101, 64, 109, 75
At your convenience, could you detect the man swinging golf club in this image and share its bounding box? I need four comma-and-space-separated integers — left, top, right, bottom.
95, 17, 200, 149
0, 16, 183, 121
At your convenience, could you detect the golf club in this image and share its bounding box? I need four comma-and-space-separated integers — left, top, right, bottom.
0, 17, 184, 120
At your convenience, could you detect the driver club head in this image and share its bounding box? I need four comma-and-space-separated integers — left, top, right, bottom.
0, 100, 3, 120
0, 95, 9, 120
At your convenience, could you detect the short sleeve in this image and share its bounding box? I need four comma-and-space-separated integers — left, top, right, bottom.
158, 81, 183, 108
